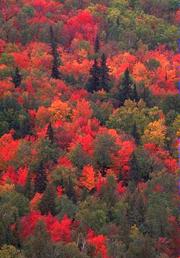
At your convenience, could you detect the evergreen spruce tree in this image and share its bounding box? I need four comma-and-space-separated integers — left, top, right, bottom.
11, 67, 22, 88
66, 177, 76, 203
118, 68, 133, 105
141, 85, 154, 107
86, 59, 100, 93
94, 35, 100, 53
100, 53, 111, 92
50, 26, 61, 79
24, 171, 33, 200
131, 123, 140, 144
130, 152, 140, 183
34, 162, 47, 194
12, 218, 22, 249
132, 84, 139, 102
46, 122, 54, 144
87, 37, 111, 93
39, 184, 56, 215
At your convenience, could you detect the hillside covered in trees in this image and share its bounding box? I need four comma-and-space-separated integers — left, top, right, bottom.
0, 0, 179, 257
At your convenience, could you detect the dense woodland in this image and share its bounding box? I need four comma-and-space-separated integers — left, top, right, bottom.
0, 0, 179, 257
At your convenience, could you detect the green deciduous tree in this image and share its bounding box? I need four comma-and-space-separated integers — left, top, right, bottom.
107, 99, 162, 137
76, 196, 107, 233
126, 231, 156, 258
0, 96, 30, 138
24, 221, 54, 258
56, 195, 77, 219
0, 245, 25, 258
130, 147, 154, 182
0, 191, 29, 246
93, 133, 118, 175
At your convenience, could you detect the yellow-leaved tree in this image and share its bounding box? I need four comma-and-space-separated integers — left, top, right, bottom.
80, 165, 95, 191
49, 99, 71, 122
142, 119, 167, 147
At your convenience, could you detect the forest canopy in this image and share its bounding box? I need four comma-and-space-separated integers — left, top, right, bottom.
0, 0, 179, 257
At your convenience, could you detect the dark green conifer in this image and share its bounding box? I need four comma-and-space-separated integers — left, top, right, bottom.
66, 176, 76, 203
119, 68, 133, 105
132, 84, 139, 102
39, 184, 56, 215
34, 162, 47, 194
24, 171, 33, 200
50, 26, 61, 79
100, 53, 111, 92
11, 67, 22, 88
141, 85, 154, 107
46, 122, 54, 144
86, 59, 100, 93
131, 123, 140, 144
94, 35, 100, 53
130, 152, 140, 182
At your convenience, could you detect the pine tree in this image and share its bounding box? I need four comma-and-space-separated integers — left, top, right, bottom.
130, 153, 140, 183
127, 189, 145, 226
132, 84, 139, 102
12, 218, 22, 249
24, 171, 33, 200
131, 123, 140, 144
86, 59, 101, 93
141, 85, 154, 107
11, 67, 22, 88
34, 162, 47, 194
87, 37, 111, 93
50, 26, 61, 79
65, 177, 76, 203
39, 184, 56, 215
46, 122, 54, 144
100, 53, 111, 92
94, 35, 100, 53
118, 68, 133, 105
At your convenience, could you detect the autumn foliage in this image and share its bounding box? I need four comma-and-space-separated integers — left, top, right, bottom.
0, 0, 179, 257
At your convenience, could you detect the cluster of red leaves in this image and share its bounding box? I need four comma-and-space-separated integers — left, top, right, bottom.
1, 166, 28, 186
56, 186, 63, 198
95, 172, 126, 196
144, 143, 178, 173
80, 165, 95, 191
58, 156, 73, 169
116, 181, 126, 195
109, 49, 178, 96
0, 80, 14, 97
0, 2, 178, 258
0, 39, 6, 54
20, 211, 72, 242
0, 131, 20, 169
63, 10, 98, 44
95, 173, 107, 193
24, 0, 62, 24
87, 230, 110, 258
0, 0, 20, 22
156, 215, 180, 257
